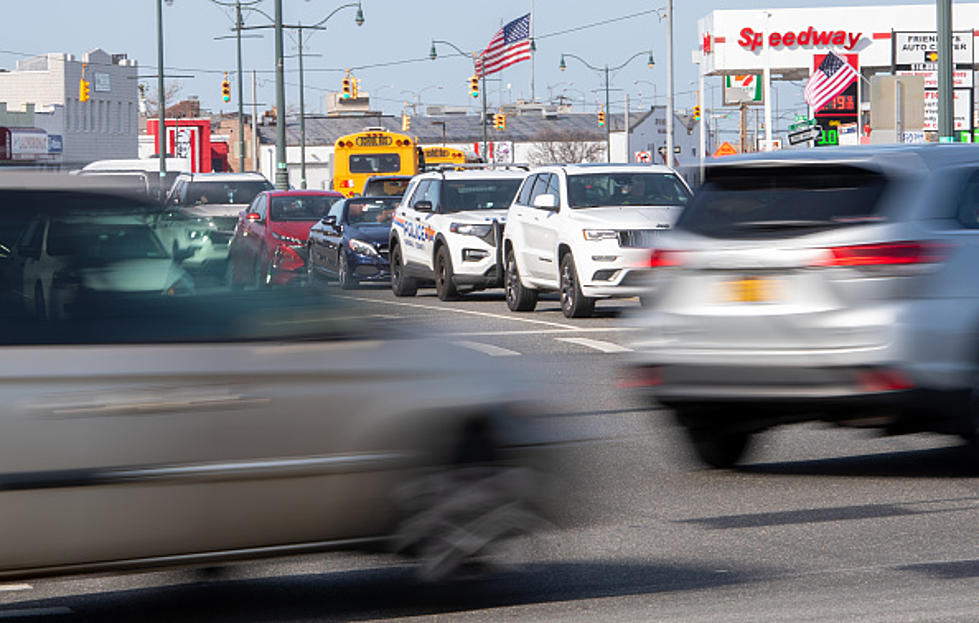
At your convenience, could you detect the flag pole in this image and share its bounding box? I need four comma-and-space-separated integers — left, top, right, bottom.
529, 2, 535, 102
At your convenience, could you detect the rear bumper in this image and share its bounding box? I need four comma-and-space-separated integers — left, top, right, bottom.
625, 363, 970, 435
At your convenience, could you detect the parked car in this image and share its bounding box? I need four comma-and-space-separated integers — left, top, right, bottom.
627, 145, 979, 468
389, 168, 525, 300
155, 172, 273, 278
307, 196, 399, 289
362, 175, 413, 198
227, 190, 343, 287
502, 164, 692, 317
0, 171, 553, 583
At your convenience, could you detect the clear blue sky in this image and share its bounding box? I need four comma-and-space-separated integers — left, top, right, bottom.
0, 0, 939, 135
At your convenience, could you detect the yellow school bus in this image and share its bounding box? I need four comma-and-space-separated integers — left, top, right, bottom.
421, 146, 468, 167
333, 128, 419, 197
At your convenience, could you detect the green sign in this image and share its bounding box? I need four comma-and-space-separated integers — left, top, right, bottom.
816, 129, 839, 147
789, 119, 817, 131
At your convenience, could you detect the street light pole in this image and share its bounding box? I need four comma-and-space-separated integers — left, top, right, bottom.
666, 0, 674, 166
428, 40, 488, 161
298, 24, 307, 188
560, 51, 654, 164
937, 0, 954, 141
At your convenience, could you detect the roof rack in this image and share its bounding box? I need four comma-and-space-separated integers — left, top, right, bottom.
423, 162, 530, 173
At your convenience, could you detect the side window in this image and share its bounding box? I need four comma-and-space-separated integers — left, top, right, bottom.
516, 175, 537, 206
247, 193, 263, 216
424, 180, 442, 212
955, 171, 979, 228
544, 174, 561, 204
528, 174, 552, 208
255, 195, 268, 220
408, 181, 431, 209
328, 200, 344, 221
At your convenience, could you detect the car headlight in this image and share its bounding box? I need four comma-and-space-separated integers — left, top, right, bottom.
272, 231, 304, 246
349, 239, 379, 257
450, 223, 493, 237
583, 229, 618, 241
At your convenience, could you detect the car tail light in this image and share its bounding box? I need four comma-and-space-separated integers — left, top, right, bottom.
855, 368, 914, 393
273, 244, 304, 272
814, 242, 950, 267
648, 249, 684, 268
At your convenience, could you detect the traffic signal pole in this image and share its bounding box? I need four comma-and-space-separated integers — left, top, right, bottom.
481, 69, 488, 162
604, 65, 611, 163
235, 1, 245, 171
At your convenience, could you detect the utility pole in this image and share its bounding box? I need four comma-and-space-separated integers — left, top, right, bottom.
665, 0, 674, 167
298, 24, 307, 188
156, 0, 167, 179
252, 69, 259, 172
604, 66, 611, 163
235, 1, 245, 171
937, 0, 954, 141
273, 0, 288, 189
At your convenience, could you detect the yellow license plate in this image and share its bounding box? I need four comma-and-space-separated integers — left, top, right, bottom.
724, 277, 779, 303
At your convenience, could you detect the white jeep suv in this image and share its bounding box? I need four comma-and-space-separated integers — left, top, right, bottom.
389, 168, 524, 300
502, 164, 692, 317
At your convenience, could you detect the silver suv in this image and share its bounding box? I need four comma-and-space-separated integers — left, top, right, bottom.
629, 145, 979, 467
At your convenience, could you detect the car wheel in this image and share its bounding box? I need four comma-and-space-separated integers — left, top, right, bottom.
559, 252, 595, 318
392, 422, 541, 581
434, 246, 459, 301
505, 248, 537, 312
680, 416, 752, 469
390, 244, 418, 297
337, 252, 357, 290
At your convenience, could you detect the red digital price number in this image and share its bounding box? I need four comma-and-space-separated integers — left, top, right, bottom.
821, 94, 855, 113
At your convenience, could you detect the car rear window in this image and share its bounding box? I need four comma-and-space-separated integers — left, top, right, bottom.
675, 164, 889, 239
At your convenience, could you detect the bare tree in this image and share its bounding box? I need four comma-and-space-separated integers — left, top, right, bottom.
139, 81, 183, 117
526, 128, 605, 166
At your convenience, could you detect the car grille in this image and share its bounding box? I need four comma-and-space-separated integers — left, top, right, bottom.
207, 231, 234, 245
618, 229, 663, 248
212, 216, 239, 231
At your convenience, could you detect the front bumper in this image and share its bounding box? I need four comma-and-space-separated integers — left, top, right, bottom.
348, 250, 391, 283
576, 245, 653, 299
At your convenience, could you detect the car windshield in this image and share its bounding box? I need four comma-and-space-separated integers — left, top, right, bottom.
675, 164, 889, 239
363, 178, 411, 197
441, 179, 522, 212
566, 172, 692, 208
270, 196, 337, 221
47, 221, 169, 261
187, 180, 273, 205
345, 197, 399, 225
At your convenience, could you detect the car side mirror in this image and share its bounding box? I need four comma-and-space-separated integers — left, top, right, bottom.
322, 215, 337, 226
414, 200, 433, 213
533, 193, 559, 210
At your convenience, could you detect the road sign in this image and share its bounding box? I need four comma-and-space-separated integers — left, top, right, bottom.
657, 146, 682, 155
713, 141, 738, 157
788, 126, 821, 145
789, 119, 817, 131
635, 150, 652, 163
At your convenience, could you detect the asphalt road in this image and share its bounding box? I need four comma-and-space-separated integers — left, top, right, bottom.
2, 284, 978, 622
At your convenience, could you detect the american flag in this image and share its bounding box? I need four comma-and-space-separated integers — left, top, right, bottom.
474, 13, 532, 77
804, 51, 858, 112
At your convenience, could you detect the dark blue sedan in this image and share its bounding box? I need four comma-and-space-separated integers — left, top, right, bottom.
306, 196, 399, 289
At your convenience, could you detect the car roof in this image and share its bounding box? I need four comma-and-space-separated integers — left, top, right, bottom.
703, 143, 979, 173
265, 190, 342, 197
540, 163, 677, 175
177, 172, 270, 181
415, 169, 526, 181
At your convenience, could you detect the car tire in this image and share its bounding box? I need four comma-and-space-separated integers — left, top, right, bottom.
390, 243, 418, 297
559, 252, 595, 318
337, 252, 357, 290
434, 245, 459, 301
505, 248, 537, 312
681, 419, 752, 469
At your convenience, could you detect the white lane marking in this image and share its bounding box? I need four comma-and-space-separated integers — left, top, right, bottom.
454, 341, 522, 357
444, 327, 641, 337
0, 584, 32, 592
0, 608, 73, 618
337, 295, 580, 330
555, 337, 634, 353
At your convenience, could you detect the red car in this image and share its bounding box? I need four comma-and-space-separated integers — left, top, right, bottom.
227, 190, 343, 287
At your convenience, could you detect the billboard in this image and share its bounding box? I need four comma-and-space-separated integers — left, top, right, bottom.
723, 74, 763, 105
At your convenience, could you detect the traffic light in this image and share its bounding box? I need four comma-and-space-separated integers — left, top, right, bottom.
341, 75, 351, 99
494, 112, 506, 131
597, 109, 606, 127
221, 74, 231, 103
401, 113, 410, 132
469, 75, 479, 98
351, 77, 359, 99
78, 78, 90, 103
693, 105, 701, 122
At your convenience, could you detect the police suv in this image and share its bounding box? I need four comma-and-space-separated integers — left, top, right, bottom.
389, 168, 525, 300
